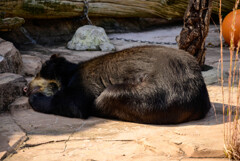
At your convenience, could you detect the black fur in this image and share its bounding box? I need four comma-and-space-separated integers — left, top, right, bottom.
28, 46, 211, 124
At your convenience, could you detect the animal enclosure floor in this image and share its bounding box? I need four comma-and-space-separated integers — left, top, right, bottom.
0, 25, 235, 161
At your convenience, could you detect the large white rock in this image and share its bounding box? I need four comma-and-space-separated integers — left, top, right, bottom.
67, 25, 115, 51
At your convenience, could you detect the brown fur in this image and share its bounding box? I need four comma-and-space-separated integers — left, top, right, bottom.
28, 46, 211, 124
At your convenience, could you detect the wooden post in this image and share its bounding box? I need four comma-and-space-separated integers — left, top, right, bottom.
178, 0, 213, 66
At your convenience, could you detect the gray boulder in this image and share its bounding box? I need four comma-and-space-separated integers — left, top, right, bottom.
67, 25, 115, 51
0, 73, 27, 111
0, 38, 23, 74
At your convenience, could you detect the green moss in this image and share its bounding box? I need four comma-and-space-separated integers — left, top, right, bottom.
21, 0, 75, 16
42, 1, 75, 12
22, 1, 45, 15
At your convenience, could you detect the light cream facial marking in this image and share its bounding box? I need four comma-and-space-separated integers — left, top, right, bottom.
29, 77, 61, 96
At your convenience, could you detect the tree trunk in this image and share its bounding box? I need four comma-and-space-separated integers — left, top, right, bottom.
0, 0, 188, 19
178, 0, 213, 66
0, 0, 233, 20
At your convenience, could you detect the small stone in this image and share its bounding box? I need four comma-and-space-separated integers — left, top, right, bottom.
22, 55, 42, 76
0, 73, 27, 112
67, 25, 115, 51
0, 38, 23, 74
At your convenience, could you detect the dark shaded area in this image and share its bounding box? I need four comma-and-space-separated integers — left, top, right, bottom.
201, 64, 214, 71
0, 17, 182, 47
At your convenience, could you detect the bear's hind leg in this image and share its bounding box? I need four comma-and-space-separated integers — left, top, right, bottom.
95, 83, 163, 124
94, 82, 210, 124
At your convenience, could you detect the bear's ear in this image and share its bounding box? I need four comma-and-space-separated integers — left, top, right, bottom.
50, 54, 60, 60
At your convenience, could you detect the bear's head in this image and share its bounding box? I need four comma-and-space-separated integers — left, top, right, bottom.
24, 54, 65, 96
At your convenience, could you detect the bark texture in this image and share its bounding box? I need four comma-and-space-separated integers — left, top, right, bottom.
178, 0, 213, 66
0, 0, 233, 19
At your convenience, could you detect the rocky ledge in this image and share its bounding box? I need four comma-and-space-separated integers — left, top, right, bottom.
0, 38, 23, 74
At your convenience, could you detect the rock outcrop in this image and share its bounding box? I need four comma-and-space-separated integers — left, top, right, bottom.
0, 38, 27, 112
0, 38, 23, 74
0, 73, 27, 111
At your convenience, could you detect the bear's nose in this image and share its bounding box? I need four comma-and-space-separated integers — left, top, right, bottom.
23, 86, 28, 93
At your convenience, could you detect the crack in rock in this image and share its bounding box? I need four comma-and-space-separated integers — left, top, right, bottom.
61, 121, 86, 153
20, 138, 134, 150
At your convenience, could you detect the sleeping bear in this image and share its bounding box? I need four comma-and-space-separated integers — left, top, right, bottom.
25, 45, 211, 124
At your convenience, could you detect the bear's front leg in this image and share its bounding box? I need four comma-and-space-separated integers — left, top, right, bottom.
29, 90, 91, 119
29, 92, 53, 114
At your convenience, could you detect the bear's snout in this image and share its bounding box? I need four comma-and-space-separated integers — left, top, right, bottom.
23, 85, 41, 96
23, 86, 28, 94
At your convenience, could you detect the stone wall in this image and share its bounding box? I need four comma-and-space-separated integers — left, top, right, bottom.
0, 38, 27, 112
